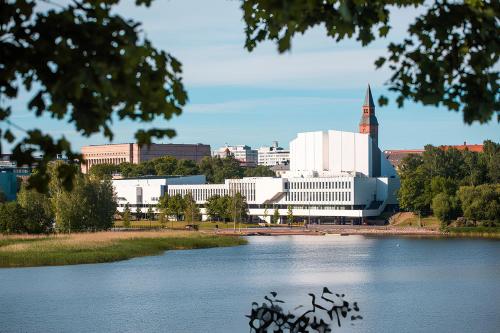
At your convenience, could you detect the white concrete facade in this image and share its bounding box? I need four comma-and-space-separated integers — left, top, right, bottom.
289, 130, 374, 177
113, 175, 205, 213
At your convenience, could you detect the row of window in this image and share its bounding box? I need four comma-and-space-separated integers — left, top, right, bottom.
87, 158, 127, 165
286, 180, 351, 190
169, 188, 229, 201
248, 204, 365, 210
169, 183, 257, 202
117, 203, 366, 211
286, 191, 351, 202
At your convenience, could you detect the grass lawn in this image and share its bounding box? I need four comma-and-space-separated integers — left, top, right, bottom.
0, 231, 247, 268
114, 220, 257, 230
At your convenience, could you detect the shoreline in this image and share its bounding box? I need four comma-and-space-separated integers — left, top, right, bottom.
213, 226, 500, 239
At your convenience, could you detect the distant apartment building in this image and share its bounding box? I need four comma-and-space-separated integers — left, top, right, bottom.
213, 145, 258, 167
257, 141, 290, 166
384, 142, 484, 169
81, 143, 211, 173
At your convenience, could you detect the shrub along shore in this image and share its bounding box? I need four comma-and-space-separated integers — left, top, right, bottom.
0, 231, 247, 268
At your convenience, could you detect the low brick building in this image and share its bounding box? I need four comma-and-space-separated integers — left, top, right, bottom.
81, 143, 211, 173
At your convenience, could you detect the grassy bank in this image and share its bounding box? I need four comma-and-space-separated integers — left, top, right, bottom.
0, 231, 247, 268
114, 220, 258, 230
445, 226, 500, 239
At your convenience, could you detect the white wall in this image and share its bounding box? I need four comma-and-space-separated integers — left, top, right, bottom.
290, 130, 373, 177
290, 131, 328, 172
113, 175, 206, 212
254, 177, 286, 203
328, 131, 371, 176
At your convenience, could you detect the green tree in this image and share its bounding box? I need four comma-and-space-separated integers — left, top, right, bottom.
482, 140, 500, 183
51, 175, 87, 232
199, 156, 244, 183
174, 159, 199, 176
230, 192, 248, 223
160, 194, 185, 221
287, 205, 294, 224
430, 176, 458, 198
219, 195, 233, 222
147, 206, 155, 221
119, 162, 139, 178
272, 208, 280, 224
184, 193, 200, 223
457, 184, 500, 225
432, 193, 459, 227
17, 183, 54, 233
462, 150, 488, 186
242, 0, 499, 124
135, 207, 142, 221
123, 204, 131, 228
0, 202, 26, 234
398, 162, 432, 216
2, 0, 187, 192
50, 165, 116, 232
244, 165, 275, 177
153, 156, 178, 176
263, 205, 269, 224
0, 190, 6, 204
205, 195, 222, 221
89, 163, 118, 180
158, 211, 166, 227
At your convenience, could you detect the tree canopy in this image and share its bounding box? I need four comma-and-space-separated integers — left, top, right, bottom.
398, 140, 500, 225
87, 155, 274, 182
1, 0, 186, 191
242, 0, 499, 123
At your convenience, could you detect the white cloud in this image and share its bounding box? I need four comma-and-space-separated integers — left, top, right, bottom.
179, 45, 390, 89
185, 96, 359, 114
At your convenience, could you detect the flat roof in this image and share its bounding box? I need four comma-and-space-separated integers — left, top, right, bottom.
114, 175, 204, 180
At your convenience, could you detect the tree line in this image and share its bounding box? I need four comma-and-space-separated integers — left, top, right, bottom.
89, 155, 276, 183
155, 192, 248, 224
398, 140, 499, 227
155, 193, 299, 225
0, 162, 116, 234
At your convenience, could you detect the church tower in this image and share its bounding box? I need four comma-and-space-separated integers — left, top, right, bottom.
359, 84, 379, 147
359, 84, 381, 177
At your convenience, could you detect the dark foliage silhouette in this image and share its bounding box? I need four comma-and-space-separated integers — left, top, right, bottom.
247, 288, 362, 332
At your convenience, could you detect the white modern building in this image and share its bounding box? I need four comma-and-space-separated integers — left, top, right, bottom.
112, 86, 400, 224
114, 175, 206, 213
258, 141, 290, 166
213, 145, 258, 167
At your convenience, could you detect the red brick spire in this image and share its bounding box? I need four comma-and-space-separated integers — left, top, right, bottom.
359, 84, 378, 147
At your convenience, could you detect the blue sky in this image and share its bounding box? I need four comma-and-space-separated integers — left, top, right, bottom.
4, 0, 499, 153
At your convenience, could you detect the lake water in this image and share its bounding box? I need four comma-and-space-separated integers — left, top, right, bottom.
0, 236, 499, 333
